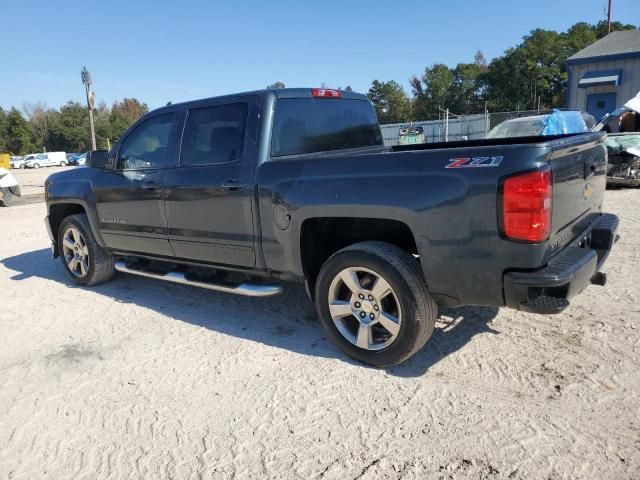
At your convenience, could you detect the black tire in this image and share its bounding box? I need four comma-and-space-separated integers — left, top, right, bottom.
60, 161, 67, 166
315, 241, 437, 367
33, 163, 40, 169
58, 213, 115, 286
19, 164, 25, 169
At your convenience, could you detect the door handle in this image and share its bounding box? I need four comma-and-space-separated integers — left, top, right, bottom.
220, 179, 248, 191
142, 181, 158, 191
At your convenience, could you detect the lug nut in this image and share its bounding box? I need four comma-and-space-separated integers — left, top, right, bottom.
368, 295, 374, 301
370, 313, 375, 320
355, 302, 361, 308
358, 293, 365, 300
360, 312, 366, 318
374, 305, 379, 311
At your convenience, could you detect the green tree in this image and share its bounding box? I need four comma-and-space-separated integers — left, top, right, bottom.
92, 101, 112, 149
109, 98, 148, 143
484, 28, 567, 111
367, 80, 412, 124
47, 102, 91, 152
267, 81, 286, 89
0, 108, 8, 152
593, 20, 636, 39
23, 102, 53, 152
449, 61, 487, 113
410, 63, 455, 120
4, 108, 34, 155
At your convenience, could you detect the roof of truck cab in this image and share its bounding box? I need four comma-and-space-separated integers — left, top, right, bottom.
153, 88, 370, 113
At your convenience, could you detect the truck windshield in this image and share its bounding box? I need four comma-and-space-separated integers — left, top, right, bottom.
271, 98, 383, 157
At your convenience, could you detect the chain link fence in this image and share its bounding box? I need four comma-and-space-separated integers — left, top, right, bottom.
381, 109, 558, 146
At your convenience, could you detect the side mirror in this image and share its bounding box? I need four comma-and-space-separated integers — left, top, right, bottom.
86, 149, 109, 168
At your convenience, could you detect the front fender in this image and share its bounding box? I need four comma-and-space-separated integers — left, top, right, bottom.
46, 178, 106, 248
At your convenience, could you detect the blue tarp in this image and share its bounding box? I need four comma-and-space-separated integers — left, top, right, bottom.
541, 110, 588, 136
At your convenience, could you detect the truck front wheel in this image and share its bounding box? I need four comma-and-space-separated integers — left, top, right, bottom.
315, 241, 437, 367
58, 214, 115, 286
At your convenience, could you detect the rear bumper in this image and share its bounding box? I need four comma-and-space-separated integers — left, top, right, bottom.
503, 213, 619, 314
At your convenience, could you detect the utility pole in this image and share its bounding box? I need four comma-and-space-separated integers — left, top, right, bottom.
444, 108, 449, 142
607, 0, 612, 34
81, 66, 97, 150
484, 101, 489, 137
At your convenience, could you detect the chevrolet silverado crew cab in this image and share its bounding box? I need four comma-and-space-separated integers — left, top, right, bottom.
45, 88, 619, 366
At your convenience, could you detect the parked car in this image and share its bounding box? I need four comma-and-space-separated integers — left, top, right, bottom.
68, 152, 87, 166
45, 88, 618, 367
0, 167, 21, 206
487, 110, 591, 139
25, 152, 68, 168
595, 92, 640, 134
603, 133, 640, 187
9, 156, 23, 168
11, 154, 36, 169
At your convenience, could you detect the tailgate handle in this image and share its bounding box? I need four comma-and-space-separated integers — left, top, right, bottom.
584, 159, 597, 179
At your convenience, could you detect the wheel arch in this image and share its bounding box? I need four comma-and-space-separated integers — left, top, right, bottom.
48, 200, 107, 251
299, 217, 420, 298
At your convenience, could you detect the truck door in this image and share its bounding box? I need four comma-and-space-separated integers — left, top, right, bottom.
163, 97, 258, 267
93, 111, 177, 257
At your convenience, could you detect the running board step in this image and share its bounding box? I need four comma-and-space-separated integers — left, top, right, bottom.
114, 261, 283, 297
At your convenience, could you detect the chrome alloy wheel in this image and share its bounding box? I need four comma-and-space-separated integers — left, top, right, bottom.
62, 227, 90, 277
327, 267, 402, 351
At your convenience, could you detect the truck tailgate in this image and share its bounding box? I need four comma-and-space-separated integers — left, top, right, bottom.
547, 134, 607, 255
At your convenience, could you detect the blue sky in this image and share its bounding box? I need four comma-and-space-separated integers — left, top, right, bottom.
1, 0, 638, 110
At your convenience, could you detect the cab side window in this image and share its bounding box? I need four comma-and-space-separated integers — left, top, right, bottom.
180, 103, 248, 166
117, 113, 175, 170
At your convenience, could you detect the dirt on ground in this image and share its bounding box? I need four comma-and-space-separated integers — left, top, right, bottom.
10, 166, 73, 196
0, 191, 638, 479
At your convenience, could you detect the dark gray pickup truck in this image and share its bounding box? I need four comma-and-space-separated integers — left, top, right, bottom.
45, 88, 618, 366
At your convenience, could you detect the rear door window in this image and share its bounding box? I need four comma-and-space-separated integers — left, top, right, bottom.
180, 103, 248, 166
271, 98, 382, 157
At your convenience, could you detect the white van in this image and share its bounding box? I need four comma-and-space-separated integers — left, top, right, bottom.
25, 152, 68, 168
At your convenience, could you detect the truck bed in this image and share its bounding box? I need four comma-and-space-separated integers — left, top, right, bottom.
258, 131, 608, 308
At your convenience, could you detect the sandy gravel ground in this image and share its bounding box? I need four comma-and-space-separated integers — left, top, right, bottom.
10, 166, 73, 196
0, 191, 638, 479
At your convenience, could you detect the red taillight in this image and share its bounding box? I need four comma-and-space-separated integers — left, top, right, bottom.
312, 88, 342, 98
502, 166, 552, 242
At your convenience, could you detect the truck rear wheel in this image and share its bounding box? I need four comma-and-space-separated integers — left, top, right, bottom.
315, 241, 437, 367
58, 214, 115, 286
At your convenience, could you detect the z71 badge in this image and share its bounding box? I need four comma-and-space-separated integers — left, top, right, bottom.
446, 156, 504, 168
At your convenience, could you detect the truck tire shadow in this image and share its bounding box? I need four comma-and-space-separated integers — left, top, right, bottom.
386, 305, 500, 377
2, 248, 499, 377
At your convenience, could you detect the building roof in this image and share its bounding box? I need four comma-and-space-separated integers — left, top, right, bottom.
567, 29, 640, 62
